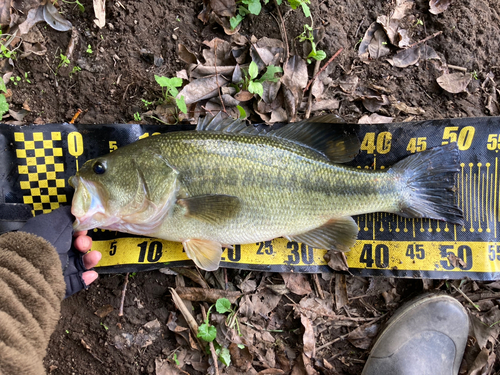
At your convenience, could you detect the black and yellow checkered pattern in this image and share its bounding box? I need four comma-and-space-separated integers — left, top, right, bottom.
15, 132, 67, 215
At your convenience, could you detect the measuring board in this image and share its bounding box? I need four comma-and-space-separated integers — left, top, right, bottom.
1, 117, 500, 280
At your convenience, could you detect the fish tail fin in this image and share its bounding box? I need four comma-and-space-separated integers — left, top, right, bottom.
390, 143, 464, 225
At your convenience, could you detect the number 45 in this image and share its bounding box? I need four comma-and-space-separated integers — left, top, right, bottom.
406, 137, 427, 153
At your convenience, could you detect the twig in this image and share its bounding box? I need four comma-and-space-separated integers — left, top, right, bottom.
118, 273, 129, 316
305, 59, 321, 119
311, 273, 325, 299
201, 305, 220, 375
451, 284, 481, 311
448, 64, 468, 72
286, 303, 380, 321
354, 17, 365, 39
273, 0, 289, 64
304, 47, 343, 93
170, 288, 205, 350
316, 333, 349, 351
406, 31, 443, 49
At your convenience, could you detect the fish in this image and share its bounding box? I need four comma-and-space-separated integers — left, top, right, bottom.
69, 113, 464, 271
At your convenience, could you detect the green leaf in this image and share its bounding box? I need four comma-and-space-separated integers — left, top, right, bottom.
176, 96, 187, 114
216, 298, 232, 314
248, 81, 263, 97
301, 2, 311, 17
155, 75, 183, 90
169, 86, 179, 97
237, 344, 245, 349
246, 0, 261, 15
197, 323, 217, 342
276, 0, 282, 4
248, 61, 259, 80
219, 347, 231, 366
236, 105, 247, 119
0, 94, 8, 119
258, 65, 283, 83
312, 50, 327, 61
287, 0, 300, 9
230, 14, 244, 29
0, 80, 7, 93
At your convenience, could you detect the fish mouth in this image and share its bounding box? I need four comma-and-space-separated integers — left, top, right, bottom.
70, 176, 117, 231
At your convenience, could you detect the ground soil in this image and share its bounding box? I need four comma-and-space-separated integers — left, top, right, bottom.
6, 0, 499, 373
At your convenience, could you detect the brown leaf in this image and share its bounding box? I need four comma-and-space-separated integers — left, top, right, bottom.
94, 304, 114, 318
203, 37, 234, 66
92, 0, 105, 28
281, 273, 312, 296
281, 55, 308, 91
18, 5, 44, 35
393, 102, 425, 115
229, 342, 253, 371
347, 322, 380, 349
436, 72, 471, 94
358, 113, 394, 124
178, 44, 197, 65
239, 288, 282, 318
334, 273, 349, 310
388, 45, 440, 68
324, 250, 348, 272
301, 315, 315, 358
175, 286, 241, 304
392, 0, 414, 20
178, 75, 229, 104
429, 0, 452, 15
468, 348, 490, 375
210, 0, 236, 17
0, 0, 11, 26
235, 90, 254, 102
155, 358, 189, 375
359, 22, 390, 60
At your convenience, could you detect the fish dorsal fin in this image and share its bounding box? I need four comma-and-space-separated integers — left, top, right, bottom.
196, 113, 268, 135
196, 113, 360, 163
269, 115, 360, 163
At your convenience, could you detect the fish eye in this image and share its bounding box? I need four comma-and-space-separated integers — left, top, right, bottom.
93, 161, 106, 175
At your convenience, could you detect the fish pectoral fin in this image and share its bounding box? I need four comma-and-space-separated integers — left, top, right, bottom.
286, 216, 358, 252
183, 239, 222, 271
177, 194, 241, 224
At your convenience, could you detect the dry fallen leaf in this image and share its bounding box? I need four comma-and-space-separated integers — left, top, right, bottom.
429, 0, 452, 15
347, 322, 380, 349
178, 75, 229, 104
281, 273, 312, 296
358, 113, 394, 124
93, 0, 105, 28
436, 72, 471, 94
301, 315, 315, 358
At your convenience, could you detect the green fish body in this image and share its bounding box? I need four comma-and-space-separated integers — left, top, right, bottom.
70, 114, 463, 270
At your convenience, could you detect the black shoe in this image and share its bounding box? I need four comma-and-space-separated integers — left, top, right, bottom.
362, 293, 469, 375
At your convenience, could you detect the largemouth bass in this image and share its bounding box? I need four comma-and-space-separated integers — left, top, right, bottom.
70, 114, 463, 271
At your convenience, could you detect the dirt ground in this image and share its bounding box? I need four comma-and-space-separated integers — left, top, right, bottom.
4, 0, 500, 373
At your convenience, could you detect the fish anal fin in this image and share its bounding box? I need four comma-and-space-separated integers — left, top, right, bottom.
287, 216, 358, 252
183, 239, 222, 271
177, 194, 241, 224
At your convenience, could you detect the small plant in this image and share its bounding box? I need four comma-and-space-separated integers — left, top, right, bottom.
58, 54, 70, 71
0, 44, 16, 59
416, 19, 424, 26
171, 352, 180, 366
70, 66, 81, 77
230, 0, 310, 29
241, 61, 282, 97
133, 112, 142, 121
86, 44, 93, 54
197, 298, 242, 366
9, 76, 21, 85
24, 72, 31, 84
0, 80, 9, 119
62, 0, 85, 12
472, 70, 479, 80
297, 24, 326, 63
100, 322, 109, 331
154, 75, 187, 114
141, 98, 154, 108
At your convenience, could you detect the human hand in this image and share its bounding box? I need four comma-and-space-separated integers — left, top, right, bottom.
20, 206, 102, 298
73, 230, 101, 286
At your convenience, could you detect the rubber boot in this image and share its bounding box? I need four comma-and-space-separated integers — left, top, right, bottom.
362, 293, 469, 375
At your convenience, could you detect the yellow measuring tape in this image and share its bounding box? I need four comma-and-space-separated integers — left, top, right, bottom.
2, 118, 500, 279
